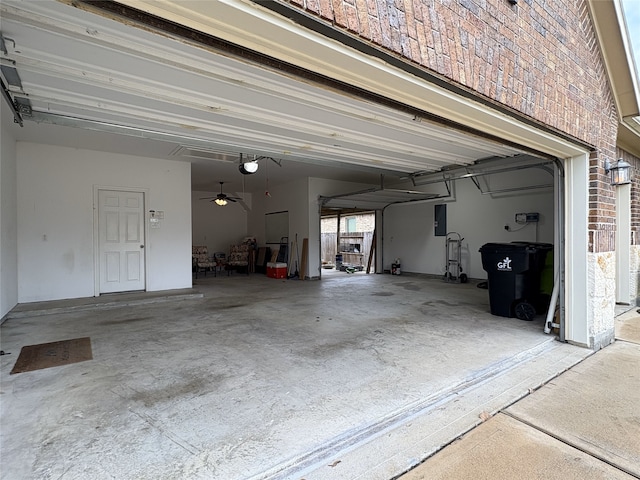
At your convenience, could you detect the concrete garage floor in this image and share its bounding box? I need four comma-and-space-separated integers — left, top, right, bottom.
1, 274, 591, 480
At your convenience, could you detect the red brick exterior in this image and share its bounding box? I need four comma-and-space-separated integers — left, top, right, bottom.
283, 0, 622, 252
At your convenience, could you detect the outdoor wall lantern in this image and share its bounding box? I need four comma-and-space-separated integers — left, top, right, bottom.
605, 158, 632, 186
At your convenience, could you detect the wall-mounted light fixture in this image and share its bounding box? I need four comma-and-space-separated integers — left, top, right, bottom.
604, 158, 632, 186
214, 198, 228, 206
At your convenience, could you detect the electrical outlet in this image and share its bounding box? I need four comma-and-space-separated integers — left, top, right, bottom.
515, 213, 527, 224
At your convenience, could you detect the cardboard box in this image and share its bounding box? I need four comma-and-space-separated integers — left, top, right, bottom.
266, 262, 287, 279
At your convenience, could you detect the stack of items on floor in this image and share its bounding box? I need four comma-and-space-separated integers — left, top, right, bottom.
267, 237, 288, 279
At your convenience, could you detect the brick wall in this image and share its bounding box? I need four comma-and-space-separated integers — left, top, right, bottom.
284, 0, 620, 252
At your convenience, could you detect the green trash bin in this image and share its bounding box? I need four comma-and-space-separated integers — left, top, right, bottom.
539, 250, 554, 295
512, 242, 554, 313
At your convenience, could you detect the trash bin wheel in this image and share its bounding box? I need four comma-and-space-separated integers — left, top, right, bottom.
514, 301, 536, 321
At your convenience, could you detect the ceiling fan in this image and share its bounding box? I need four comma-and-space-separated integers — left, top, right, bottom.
200, 182, 242, 206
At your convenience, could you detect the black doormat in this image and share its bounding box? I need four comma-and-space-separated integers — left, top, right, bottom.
10, 337, 92, 375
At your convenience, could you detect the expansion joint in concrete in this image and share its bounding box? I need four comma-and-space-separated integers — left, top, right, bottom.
501, 411, 640, 479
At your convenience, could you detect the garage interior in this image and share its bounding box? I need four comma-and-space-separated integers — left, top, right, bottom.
1, 275, 591, 480
1, 1, 591, 478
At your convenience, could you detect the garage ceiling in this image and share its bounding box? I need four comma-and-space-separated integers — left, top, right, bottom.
1, 0, 534, 195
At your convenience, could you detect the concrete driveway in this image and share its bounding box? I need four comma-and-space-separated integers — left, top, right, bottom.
401, 308, 640, 480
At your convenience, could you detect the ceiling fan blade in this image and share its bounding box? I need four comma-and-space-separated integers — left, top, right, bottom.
227, 198, 238, 202
199, 196, 218, 200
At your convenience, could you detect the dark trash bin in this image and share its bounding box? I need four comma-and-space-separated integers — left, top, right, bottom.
510, 242, 554, 313
479, 242, 552, 320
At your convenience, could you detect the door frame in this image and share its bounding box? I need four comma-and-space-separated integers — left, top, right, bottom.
318, 209, 377, 278
93, 185, 149, 297
616, 183, 632, 304
563, 153, 590, 347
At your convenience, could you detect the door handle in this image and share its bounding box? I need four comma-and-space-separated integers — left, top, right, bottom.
140, 245, 144, 249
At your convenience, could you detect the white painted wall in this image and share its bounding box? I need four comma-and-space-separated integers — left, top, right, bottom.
245, 177, 377, 279
1, 116, 18, 319
192, 190, 250, 255
17, 143, 192, 303
247, 178, 309, 270
245, 172, 554, 281
383, 169, 555, 279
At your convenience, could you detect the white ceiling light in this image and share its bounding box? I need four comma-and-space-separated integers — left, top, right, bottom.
239, 160, 259, 175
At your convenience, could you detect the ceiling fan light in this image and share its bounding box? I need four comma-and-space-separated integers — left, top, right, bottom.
214, 198, 228, 206
239, 161, 259, 175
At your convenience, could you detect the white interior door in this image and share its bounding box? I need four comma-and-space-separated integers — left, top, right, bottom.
98, 190, 145, 294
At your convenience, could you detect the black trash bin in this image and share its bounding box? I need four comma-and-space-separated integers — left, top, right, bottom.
479, 242, 552, 320
510, 241, 554, 313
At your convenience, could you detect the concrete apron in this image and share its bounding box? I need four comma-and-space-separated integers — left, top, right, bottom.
616, 308, 640, 345
401, 311, 640, 480
0, 274, 591, 480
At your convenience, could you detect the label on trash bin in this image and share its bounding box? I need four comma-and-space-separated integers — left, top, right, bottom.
497, 256, 512, 271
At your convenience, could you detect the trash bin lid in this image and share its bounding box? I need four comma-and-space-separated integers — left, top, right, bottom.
479, 242, 532, 253
510, 241, 553, 251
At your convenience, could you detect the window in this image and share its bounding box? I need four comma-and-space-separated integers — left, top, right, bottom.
346, 217, 356, 233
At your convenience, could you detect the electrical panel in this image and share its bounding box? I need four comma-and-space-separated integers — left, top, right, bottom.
435, 204, 447, 236
515, 212, 539, 224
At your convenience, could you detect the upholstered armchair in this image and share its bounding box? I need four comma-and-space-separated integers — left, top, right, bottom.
227, 243, 250, 274
192, 246, 216, 278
